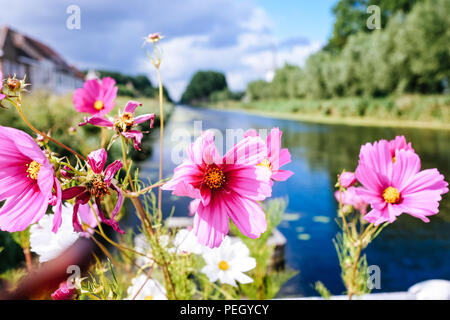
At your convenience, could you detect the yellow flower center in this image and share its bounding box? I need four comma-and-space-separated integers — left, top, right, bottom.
383, 187, 400, 204
204, 167, 226, 189
26, 161, 41, 180
94, 100, 104, 111
392, 156, 396, 163
114, 112, 134, 132
257, 159, 272, 170
218, 260, 229, 271
144, 295, 153, 300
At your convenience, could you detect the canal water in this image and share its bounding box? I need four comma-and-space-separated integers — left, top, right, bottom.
133, 104, 450, 297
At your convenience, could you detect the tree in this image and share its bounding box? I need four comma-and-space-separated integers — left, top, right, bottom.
324, 0, 423, 52
181, 71, 228, 104
246, 80, 273, 101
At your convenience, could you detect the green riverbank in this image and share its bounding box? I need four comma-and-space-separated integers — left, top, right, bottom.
205, 95, 450, 130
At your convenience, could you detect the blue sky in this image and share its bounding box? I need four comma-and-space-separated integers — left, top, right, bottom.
0, 0, 338, 100
259, 0, 336, 42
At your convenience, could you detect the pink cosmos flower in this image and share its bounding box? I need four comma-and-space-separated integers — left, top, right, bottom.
388, 136, 414, 161
0, 126, 62, 233
244, 128, 293, 182
334, 187, 368, 215
355, 139, 448, 225
79, 100, 155, 151
162, 130, 273, 248
339, 171, 357, 188
62, 148, 124, 234
73, 77, 118, 116
51, 281, 77, 300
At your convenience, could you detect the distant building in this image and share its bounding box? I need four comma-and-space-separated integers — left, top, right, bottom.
0, 25, 84, 94
85, 69, 100, 81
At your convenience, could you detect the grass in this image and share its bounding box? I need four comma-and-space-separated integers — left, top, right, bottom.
208, 95, 450, 130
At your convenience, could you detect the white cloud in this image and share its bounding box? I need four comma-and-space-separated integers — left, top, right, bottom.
0, 0, 323, 101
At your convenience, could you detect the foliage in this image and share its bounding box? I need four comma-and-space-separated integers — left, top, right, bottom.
0, 231, 23, 274
246, 80, 273, 101
231, 199, 298, 300
324, 0, 424, 52
244, 0, 449, 102
314, 281, 331, 300
181, 70, 228, 104
212, 94, 450, 125
209, 89, 245, 103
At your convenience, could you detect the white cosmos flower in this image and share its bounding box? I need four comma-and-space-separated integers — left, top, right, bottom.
126, 274, 167, 300
173, 228, 203, 254
201, 236, 256, 287
30, 204, 79, 263
30, 203, 97, 263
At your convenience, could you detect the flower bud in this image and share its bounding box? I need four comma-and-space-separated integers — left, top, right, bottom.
339, 172, 356, 188
60, 165, 74, 179
51, 281, 77, 300
6, 77, 21, 91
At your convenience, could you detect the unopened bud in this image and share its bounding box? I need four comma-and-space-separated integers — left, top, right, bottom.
60, 166, 74, 179
7, 77, 21, 91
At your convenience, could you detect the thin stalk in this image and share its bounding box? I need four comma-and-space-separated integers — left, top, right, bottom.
338, 186, 355, 243
156, 66, 164, 222
124, 181, 165, 198
12, 100, 86, 161
348, 243, 362, 300
23, 246, 32, 273
120, 136, 154, 234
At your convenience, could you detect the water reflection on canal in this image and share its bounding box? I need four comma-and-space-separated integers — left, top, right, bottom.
131, 105, 450, 297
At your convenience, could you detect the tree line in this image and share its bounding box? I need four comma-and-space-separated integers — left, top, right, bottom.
247, 0, 449, 100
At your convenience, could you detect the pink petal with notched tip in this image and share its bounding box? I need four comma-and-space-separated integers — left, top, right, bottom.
87, 148, 107, 174
134, 113, 155, 129
122, 130, 144, 150
123, 100, 142, 114
172, 180, 201, 199
271, 169, 294, 181
161, 162, 204, 192
223, 191, 267, 239
104, 160, 123, 185
194, 193, 229, 248
78, 116, 114, 127
223, 135, 266, 166
225, 165, 272, 201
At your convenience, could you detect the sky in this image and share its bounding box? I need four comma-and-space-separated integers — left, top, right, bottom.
0, 0, 337, 101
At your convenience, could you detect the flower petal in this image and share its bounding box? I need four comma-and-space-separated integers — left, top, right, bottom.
123, 100, 142, 114
87, 148, 107, 174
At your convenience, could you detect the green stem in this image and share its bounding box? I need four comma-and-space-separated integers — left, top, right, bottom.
156, 66, 164, 223
11, 98, 86, 161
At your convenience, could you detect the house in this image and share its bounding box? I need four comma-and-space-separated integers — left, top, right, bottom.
0, 25, 84, 94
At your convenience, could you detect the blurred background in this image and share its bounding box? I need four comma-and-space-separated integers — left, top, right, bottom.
0, 0, 449, 297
